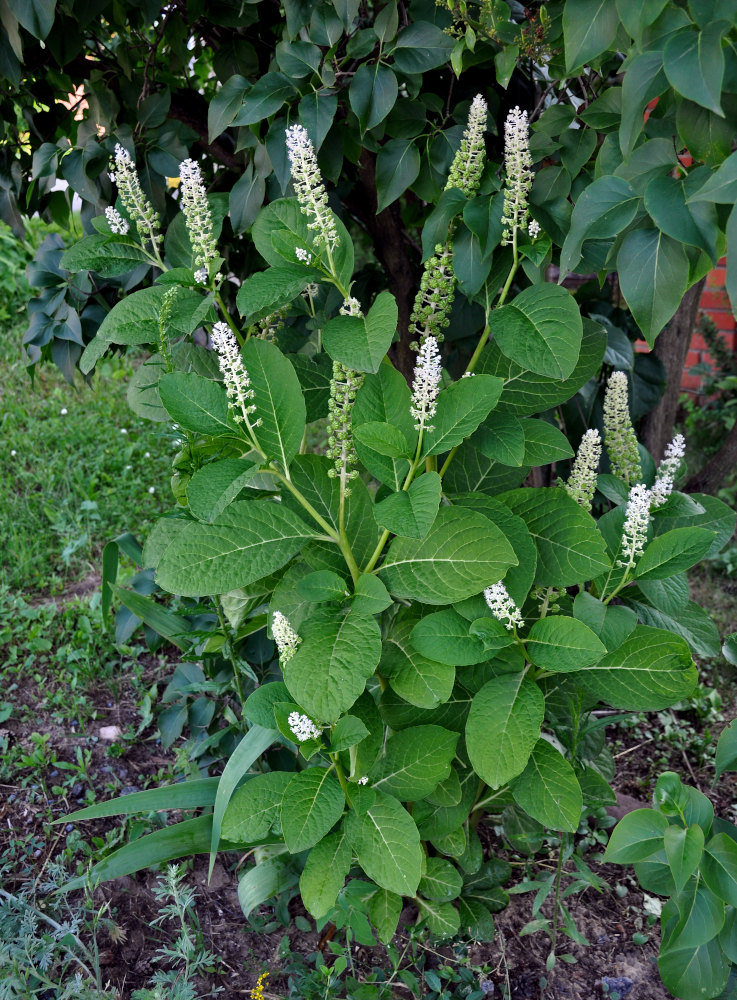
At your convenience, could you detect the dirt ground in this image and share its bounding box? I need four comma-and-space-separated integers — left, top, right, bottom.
3, 568, 737, 998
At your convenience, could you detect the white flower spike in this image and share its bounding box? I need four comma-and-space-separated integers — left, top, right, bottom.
272, 611, 301, 664
210, 322, 260, 430
484, 582, 524, 631
288, 711, 321, 742
619, 483, 652, 568
565, 428, 602, 511
410, 335, 443, 433
603, 371, 641, 486
178, 158, 218, 276
501, 106, 533, 245
285, 124, 338, 253
105, 206, 129, 235
651, 433, 686, 508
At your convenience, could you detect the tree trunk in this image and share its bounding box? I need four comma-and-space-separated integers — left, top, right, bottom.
639, 278, 705, 462
685, 420, 737, 494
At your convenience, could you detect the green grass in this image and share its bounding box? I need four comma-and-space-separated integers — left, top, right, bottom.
1, 326, 172, 593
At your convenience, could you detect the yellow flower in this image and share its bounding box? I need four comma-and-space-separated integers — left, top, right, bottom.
250, 971, 269, 1000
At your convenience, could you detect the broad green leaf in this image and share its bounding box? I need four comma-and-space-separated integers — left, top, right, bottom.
468, 618, 516, 657
636, 527, 716, 580
577, 626, 697, 710
281, 767, 345, 852
380, 617, 455, 709
284, 456, 379, 574
208, 74, 249, 142
329, 715, 369, 752
353, 363, 414, 490
623, 599, 720, 660
492, 284, 583, 380
418, 857, 463, 902
716, 720, 737, 781
450, 494, 536, 608
663, 879, 724, 950
472, 413, 526, 467
664, 825, 704, 894
457, 897, 496, 941
353, 422, 411, 458
477, 317, 607, 416
298, 91, 338, 151
658, 933, 730, 1000
653, 492, 736, 559
511, 739, 583, 833
560, 176, 640, 276
466, 673, 544, 789
499, 488, 610, 588
80, 287, 203, 371
453, 225, 491, 296
369, 888, 402, 944
563, 0, 619, 71
295, 570, 348, 603
8, 0, 55, 39
231, 72, 296, 125
617, 229, 689, 346
323, 290, 398, 373
620, 51, 668, 156
61, 234, 152, 276
634, 573, 689, 616
290, 353, 332, 422
663, 23, 725, 116
158, 371, 231, 436
238, 857, 299, 920
186, 459, 259, 522
300, 830, 351, 919
527, 616, 606, 672
379, 507, 517, 605
352, 574, 393, 615
349, 63, 398, 131
725, 633, 737, 666
156, 500, 318, 597
127, 354, 168, 422
411, 609, 487, 666
244, 682, 292, 728
521, 419, 574, 466
369, 725, 458, 800
61, 778, 219, 823
703, 833, 737, 908
222, 772, 291, 842
111, 586, 194, 651
391, 21, 454, 73
345, 789, 422, 895
644, 176, 718, 260
242, 338, 306, 469
376, 138, 421, 213
689, 150, 737, 205
236, 264, 319, 321
603, 808, 668, 863
677, 99, 734, 169
417, 898, 460, 938
423, 375, 504, 457
209, 724, 279, 877
373, 472, 442, 539
283, 607, 382, 722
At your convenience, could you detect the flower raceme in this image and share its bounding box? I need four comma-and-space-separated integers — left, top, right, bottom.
271, 611, 301, 664
210, 322, 260, 431
178, 158, 219, 280
484, 582, 524, 631
410, 335, 443, 433
501, 106, 533, 245
565, 429, 602, 511
285, 123, 339, 253
618, 483, 652, 568
446, 93, 488, 198
287, 712, 321, 742
603, 371, 641, 486
104, 206, 129, 235
651, 433, 686, 508
109, 144, 161, 250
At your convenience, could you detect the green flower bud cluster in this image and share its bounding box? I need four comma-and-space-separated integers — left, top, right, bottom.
603, 371, 641, 486
326, 361, 364, 491
109, 144, 162, 251
409, 243, 455, 348
158, 285, 180, 368
446, 94, 488, 198
179, 158, 218, 276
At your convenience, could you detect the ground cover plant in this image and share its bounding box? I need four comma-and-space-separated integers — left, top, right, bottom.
5, 1, 737, 998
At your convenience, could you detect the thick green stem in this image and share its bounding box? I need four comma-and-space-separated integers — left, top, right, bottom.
214, 290, 243, 345
361, 446, 423, 574
272, 469, 340, 542
214, 597, 246, 716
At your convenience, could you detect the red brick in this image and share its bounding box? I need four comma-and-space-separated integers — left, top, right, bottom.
719, 256, 728, 267
686, 350, 701, 367
692, 333, 708, 350
634, 339, 650, 353
681, 373, 702, 391
707, 268, 726, 288
701, 289, 731, 310
707, 310, 736, 332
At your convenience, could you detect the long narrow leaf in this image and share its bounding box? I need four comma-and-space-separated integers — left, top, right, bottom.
60, 815, 215, 892
112, 584, 193, 650
101, 532, 143, 621
210, 725, 278, 879
56, 778, 220, 824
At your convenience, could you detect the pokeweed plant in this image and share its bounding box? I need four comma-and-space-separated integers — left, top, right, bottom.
57, 99, 736, 966
604, 704, 737, 1000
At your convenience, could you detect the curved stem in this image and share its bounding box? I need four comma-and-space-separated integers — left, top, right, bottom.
214, 596, 246, 717
271, 468, 341, 542
214, 290, 243, 346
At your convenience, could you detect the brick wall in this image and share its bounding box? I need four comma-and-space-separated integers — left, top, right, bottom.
633, 259, 735, 394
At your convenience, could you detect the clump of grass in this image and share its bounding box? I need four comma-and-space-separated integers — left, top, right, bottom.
1, 326, 171, 593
